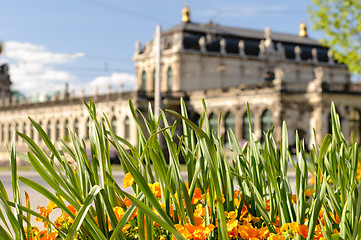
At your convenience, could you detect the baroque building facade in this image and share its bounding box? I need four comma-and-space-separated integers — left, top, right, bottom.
0, 8, 360, 164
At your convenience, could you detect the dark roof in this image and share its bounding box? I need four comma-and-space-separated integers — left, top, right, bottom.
162, 22, 331, 62
163, 22, 323, 47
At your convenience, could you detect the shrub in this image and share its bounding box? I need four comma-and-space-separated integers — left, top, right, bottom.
0, 99, 360, 240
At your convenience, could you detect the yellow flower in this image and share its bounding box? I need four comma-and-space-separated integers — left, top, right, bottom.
148, 182, 161, 198
123, 172, 134, 188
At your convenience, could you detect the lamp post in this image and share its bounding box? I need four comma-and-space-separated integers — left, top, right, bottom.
154, 25, 161, 120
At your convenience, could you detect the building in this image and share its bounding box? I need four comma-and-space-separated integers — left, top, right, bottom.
0, 6, 360, 164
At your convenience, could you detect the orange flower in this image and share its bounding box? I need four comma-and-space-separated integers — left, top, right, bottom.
305, 188, 316, 197
191, 187, 203, 204
113, 206, 125, 220
292, 194, 297, 204
25, 191, 30, 208
36, 201, 57, 223
280, 222, 308, 238
175, 223, 215, 240
123, 172, 135, 188
148, 182, 162, 198
123, 197, 132, 207
267, 234, 286, 240
39, 230, 58, 240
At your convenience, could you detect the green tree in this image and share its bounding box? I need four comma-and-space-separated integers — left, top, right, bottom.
309, 0, 361, 73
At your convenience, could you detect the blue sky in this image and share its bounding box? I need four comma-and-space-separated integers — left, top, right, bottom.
0, 0, 319, 96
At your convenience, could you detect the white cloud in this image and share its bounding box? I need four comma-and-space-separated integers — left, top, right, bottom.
0, 41, 84, 95
77, 72, 136, 95
0, 41, 135, 97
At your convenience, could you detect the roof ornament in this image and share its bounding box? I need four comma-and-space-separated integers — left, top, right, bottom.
294, 46, 302, 62
182, 3, 190, 23
238, 40, 245, 57
264, 27, 273, 48
299, 20, 307, 37
327, 50, 334, 64
0, 41, 3, 55
259, 27, 274, 58
220, 38, 226, 54
199, 37, 206, 52
312, 48, 318, 63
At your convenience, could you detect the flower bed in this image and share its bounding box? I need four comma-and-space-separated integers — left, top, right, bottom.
0, 99, 360, 240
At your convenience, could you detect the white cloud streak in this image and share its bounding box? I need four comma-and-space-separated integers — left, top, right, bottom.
77, 72, 136, 95
0, 41, 84, 95
0, 41, 136, 97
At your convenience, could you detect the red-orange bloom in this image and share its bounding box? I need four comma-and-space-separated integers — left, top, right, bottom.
191, 187, 203, 204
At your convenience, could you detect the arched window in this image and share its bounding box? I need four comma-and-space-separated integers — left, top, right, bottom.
1, 124, 4, 142
242, 112, 254, 141
124, 116, 130, 140
224, 112, 235, 145
8, 123, 11, 142
111, 116, 117, 134
209, 113, 218, 135
74, 119, 79, 136
167, 67, 172, 93
261, 110, 273, 142
65, 119, 69, 138
141, 71, 146, 91
85, 118, 90, 140
22, 122, 26, 136
15, 123, 18, 141
30, 125, 34, 140
350, 109, 361, 142
38, 121, 42, 142
56, 120, 60, 139
47, 120, 51, 139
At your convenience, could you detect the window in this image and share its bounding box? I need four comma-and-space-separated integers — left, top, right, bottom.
264, 70, 275, 82
141, 71, 146, 91
15, 123, 18, 141
242, 112, 254, 141
124, 116, 130, 140
38, 121, 42, 142
22, 123, 26, 136
8, 124, 11, 142
74, 119, 79, 136
65, 119, 69, 138
47, 120, 51, 139
111, 116, 117, 134
167, 67, 172, 93
261, 110, 273, 142
56, 120, 60, 139
152, 69, 156, 91
224, 112, 235, 146
209, 113, 218, 135
350, 109, 361, 142
30, 125, 34, 140
85, 118, 90, 140
1, 124, 4, 142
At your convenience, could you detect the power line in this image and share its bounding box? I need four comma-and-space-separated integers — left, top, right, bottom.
84, 54, 131, 62
82, 0, 175, 25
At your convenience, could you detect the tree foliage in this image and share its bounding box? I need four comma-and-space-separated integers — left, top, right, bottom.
309, 0, 361, 73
